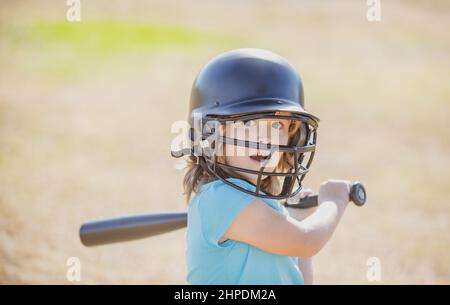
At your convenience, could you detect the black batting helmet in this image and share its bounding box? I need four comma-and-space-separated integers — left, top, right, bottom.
172, 48, 320, 200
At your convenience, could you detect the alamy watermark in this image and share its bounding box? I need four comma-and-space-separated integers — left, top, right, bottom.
66, 0, 81, 22
366, 256, 382, 281
66, 256, 81, 282
171, 115, 284, 160
366, 0, 381, 22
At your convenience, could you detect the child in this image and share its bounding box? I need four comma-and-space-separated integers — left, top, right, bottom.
175, 48, 351, 284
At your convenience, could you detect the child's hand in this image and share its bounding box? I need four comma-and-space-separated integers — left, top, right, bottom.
318, 179, 351, 209
285, 188, 316, 221
285, 188, 314, 205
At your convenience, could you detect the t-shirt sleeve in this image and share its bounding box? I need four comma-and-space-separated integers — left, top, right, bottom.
198, 179, 257, 248
278, 202, 290, 217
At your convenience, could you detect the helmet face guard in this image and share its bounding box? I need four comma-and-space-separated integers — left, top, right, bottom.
176, 111, 319, 200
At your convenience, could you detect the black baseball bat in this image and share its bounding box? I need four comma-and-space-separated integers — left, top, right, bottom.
80, 182, 366, 246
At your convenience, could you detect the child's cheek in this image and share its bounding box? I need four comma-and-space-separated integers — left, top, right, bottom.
278, 130, 289, 146
266, 152, 282, 168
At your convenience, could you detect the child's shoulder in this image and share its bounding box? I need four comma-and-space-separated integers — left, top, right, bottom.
195, 177, 285, 214
191, 177, 285, 215
200, 177, 254, 194
191, 178, 256, 206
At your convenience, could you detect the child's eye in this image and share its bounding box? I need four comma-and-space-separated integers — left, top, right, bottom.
271, 121, 283, 130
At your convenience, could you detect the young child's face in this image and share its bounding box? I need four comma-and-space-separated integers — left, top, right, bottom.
222, 111, 293, 184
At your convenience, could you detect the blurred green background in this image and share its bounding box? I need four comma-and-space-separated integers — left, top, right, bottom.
0, 0, 449, 284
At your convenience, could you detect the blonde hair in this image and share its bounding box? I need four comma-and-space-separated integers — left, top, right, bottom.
183, 118, 301, 202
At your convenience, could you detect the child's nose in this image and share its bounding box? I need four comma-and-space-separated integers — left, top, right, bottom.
256, 137, 271, 152
259, 137, 270, 144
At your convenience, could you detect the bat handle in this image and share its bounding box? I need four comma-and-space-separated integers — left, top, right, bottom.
284, 182, 367, 209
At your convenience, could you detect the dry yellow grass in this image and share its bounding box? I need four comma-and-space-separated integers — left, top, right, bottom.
0, 0, 449, 284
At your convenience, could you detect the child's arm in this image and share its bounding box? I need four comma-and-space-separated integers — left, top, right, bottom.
285, 189, 316, 285
298, 257, 313, 285
221, 180, 350, 257
285, 187, 316, 222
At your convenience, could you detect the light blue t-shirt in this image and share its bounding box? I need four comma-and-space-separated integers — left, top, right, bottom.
186, 177, 304, 285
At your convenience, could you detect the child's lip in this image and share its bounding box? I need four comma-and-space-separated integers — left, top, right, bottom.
249, 155, 270, 162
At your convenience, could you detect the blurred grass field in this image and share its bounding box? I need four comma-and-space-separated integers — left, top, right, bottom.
0, 0, 449, 284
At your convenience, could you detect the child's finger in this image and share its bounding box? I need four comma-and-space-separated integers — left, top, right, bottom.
299, 188, 314, 199
286, 188, 314, 204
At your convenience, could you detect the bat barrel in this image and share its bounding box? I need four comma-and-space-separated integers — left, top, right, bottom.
80, 212, 188, 247
79, 182, 366, 246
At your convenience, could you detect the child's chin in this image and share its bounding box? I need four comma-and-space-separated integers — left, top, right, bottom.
248, 162, 277, 173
